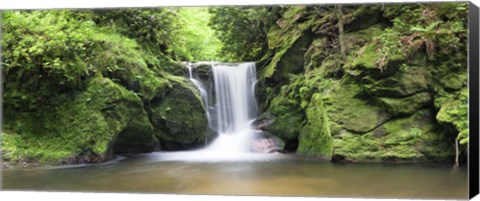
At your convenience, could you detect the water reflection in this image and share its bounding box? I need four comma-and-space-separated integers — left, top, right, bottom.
2, 153, 468, 199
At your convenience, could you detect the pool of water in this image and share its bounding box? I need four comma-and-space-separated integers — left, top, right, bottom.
1, 152, 468, 199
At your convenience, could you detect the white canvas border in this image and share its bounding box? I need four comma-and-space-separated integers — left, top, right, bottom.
0, 0, 477, 201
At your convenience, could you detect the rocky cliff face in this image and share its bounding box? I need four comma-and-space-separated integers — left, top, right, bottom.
257, 3, 468, 162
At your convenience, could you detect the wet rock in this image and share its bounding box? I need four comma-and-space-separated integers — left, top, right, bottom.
331, 154, 355, 163
252, 114, 276, 130
250, 131, 285, 153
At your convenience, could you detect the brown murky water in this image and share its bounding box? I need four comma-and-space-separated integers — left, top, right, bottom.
1, 152, 468, 199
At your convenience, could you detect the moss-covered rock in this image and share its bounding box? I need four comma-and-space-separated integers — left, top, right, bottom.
437, 70, 468, 91
343, 23, 386, 56
297, 93, 333, 159
2, 63, 211, 165
264, 91, 305, 143
346, 42, 405, 79
149, 77, 209, 150
344, 5, 383, 33
256, 3, 468, 163
328, 79, 390, 134
435, 88, 468, 145
2, 76, 159, 164
362, 65, 430, 98
377, 92, 432, 116
260, 6, 318, 81
304, 37, 328, 72
332, 109, 454, 162
261, 26, 306, 80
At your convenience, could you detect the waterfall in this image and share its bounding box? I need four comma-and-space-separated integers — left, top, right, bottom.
206, 62, 258, 153
186, 65, 213, 131
159, 62, 278, 161
185, 62, 258, 153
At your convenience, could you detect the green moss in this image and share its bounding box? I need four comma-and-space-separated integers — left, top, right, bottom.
343, 23, 385, 55
346, 26, 407, 79
437, 71, 467, 90
344, 5, 383, 32
314, 56, 345, 78
256, 3, 467, 163
332, 109, 454, 162
275, 34, 313, 79
304, 37, 328, 72
383, 115, 425, 146
260, 28, 304, 79
435, 88, 468, 144
377, 92, 431, 116
363, 64, 430, 97
264, 89, 305, 142
297, 93, 333, 158
332, 132, 384, 162
328, 80, 389, 133
349, 43, 382, 70
149, 77, 208, 147
2, 76, 159, 164
1, 133, 77, 164
260, 6, 318, 80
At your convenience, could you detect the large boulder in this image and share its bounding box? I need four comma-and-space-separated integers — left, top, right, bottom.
328, 79, 390, 134
332, 109, 454, 162
2, 76, 159, 164
149, 78, 210, 150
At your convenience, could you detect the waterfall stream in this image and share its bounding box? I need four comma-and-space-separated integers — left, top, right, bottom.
187, 62, 258, 153
206, 62, 258, 153
166, 62, 274, 161
187, 64, 213, 131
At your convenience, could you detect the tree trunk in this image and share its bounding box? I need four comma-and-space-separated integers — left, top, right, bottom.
454, 138, 459, 166
337, 5, 346, 59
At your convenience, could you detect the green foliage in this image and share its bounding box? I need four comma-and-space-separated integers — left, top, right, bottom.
2, 10, 173, 111
92, 7, 223, 62
380, 3, 467, 60
348, 3, 467, 73
435, 88, 469, 144
209, 6, 282, 61
1, 9, 210, 165
175, 7, 222, 61
92, 8, 181, 56
2, 11, 96, 106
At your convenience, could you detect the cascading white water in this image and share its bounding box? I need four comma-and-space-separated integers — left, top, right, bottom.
205, 62, 258, 153
163, 62, 277, 161
187, 65, 212, 130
